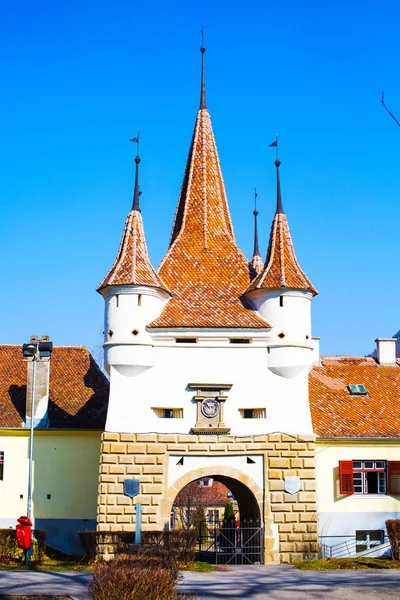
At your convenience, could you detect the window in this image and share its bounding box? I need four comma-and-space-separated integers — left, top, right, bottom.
239, 408, 266, 419
175, 338, 197, 344
279, 296, 284, 307
207, 509, 219, 522
356, 530, 385, 553
229, 338, 251, 344
152, 408, 183, 419
348, 384, 367, 395
339, 460, 400, 495
353, 461, 386, 494
0, 451, 3, 481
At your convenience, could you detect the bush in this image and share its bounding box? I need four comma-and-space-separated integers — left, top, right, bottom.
88, 558, 177, 600
80, 529, 196, 565
0, 528, 47, 565
386, 519, 400, 560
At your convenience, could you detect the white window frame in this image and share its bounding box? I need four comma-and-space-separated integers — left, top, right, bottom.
353, 460, 387, 495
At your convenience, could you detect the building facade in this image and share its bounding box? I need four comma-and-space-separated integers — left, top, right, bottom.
96, 47, 321, 563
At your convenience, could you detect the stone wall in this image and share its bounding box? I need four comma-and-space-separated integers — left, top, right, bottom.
97, 432, 318, 563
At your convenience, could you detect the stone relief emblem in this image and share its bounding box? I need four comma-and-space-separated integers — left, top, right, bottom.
201, 398, 220, 418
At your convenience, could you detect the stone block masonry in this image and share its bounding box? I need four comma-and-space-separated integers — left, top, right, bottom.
97, 432, 318, 564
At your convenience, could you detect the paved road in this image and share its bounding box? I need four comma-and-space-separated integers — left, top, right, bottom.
0, 570, 90, 599
179, 565, 400, 600
1, 566, 400, 600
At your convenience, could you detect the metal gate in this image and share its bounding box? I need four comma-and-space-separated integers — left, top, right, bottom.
197, 518, 263, 565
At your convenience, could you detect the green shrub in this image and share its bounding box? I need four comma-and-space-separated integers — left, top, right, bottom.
386, 519, 400, 560
0, 528, 47, 565
223, 500, 235, 521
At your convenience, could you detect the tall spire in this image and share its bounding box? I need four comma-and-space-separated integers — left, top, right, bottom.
251, 189, 263, 275
253, 189, 260, 257
149, 44, 269, 329
275, 159, 284, 214
200, 27, 206, 109
132, 132, 141, 212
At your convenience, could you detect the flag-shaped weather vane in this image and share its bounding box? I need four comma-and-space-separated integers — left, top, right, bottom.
130, 132, 140, 157
269, 134, 279, 160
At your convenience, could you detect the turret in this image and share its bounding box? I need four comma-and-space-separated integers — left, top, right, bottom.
245, 152, 317, 378
97, 138, 170, 376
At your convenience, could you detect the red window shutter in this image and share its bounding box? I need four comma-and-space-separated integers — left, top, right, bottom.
388, 462, 400, 495
339, 461, 354, 495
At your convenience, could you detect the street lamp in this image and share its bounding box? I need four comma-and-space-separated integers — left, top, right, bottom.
21, 335, 53, 563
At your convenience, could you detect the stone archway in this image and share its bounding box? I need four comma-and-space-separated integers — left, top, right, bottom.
164, 465, 264, 524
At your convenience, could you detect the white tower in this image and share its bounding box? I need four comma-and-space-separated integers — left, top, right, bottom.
97, 144, 170, 379
245, 157, 318, 378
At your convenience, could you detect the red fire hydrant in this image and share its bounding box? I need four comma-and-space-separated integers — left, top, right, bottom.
16, 516, 32, 550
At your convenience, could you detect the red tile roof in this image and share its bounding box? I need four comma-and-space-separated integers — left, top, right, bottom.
246, 212, 317, 295
98, 209, 169, 293
149, 109, 270, 329
309, 357, 400, 438
0, 345, 109, 429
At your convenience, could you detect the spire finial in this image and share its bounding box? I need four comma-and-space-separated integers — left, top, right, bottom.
130, 131, 141, 212
269, 135, 283, 214
200, 27, 206, 109
253, 188, 261, 257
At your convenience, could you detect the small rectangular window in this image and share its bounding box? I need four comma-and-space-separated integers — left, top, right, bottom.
356, 530, 385, 553
348, 384, 368, 395
239, 408, 266, 419
279, 296, 284, 307
116, 295, 119, 307
152, 408, 183, 419
0, 451, 3, 481
229, 338, 251, 344
175, 338, 197, 344
138, 294, 142, 306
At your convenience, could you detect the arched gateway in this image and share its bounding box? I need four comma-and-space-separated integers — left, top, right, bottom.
96, 44, 319, 564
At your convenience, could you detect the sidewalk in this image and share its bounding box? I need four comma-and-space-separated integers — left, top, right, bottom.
0, 570, 91, 599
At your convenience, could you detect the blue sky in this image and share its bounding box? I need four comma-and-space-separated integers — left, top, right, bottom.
1, 0, 400, 359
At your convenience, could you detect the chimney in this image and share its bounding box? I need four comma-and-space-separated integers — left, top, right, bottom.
375, 338, 397, 366
25, 335, 51, 428
312, 336, 321, 365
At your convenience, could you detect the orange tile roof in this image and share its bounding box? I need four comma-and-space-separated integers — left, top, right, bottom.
0, 345, 109, 429
175, 479, 230, 507
149, 108, 269, 329
98, 208, 169, 293
309, 357, 400, 438
246, 211, 318, 295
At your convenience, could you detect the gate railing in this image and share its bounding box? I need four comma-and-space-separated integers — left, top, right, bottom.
197, 518, 263, 565
319, 534, 391, 559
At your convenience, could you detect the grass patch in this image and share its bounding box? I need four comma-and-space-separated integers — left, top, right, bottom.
294, 557, 400, 570
0, 547, 93, 572
183, 561, 227, 572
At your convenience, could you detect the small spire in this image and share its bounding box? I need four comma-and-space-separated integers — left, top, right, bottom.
131, 132, 141, 212
200, 27, 206, 109
253, 188, 261, 257
271, 135, 283, 214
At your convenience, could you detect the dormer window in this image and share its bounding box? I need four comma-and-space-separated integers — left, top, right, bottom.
348, 384, 367, 396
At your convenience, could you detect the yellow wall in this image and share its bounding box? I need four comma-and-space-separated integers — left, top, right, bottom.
0, 430, 101, 520
316, 440, 400, 513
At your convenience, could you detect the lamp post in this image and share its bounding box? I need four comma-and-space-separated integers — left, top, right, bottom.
22, 336, 53, 564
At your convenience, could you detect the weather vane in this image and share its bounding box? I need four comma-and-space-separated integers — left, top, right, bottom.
129, 131, 140, 156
